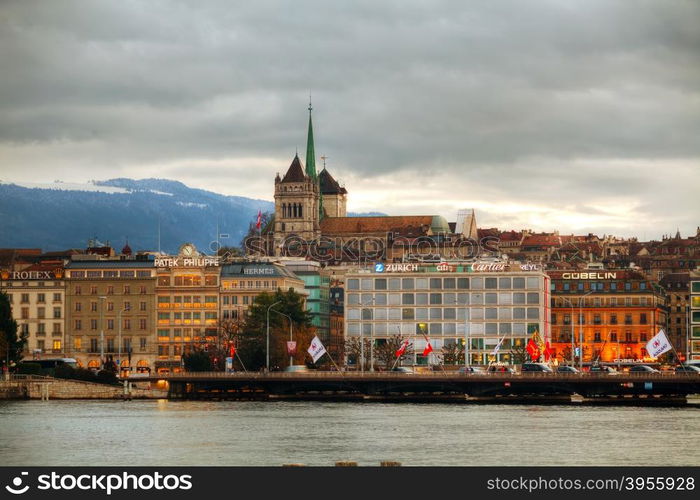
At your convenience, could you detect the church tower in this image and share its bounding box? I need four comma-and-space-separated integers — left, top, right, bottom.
273, 103, 321, 254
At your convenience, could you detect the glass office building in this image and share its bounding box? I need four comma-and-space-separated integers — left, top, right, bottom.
345, 265, 549, 365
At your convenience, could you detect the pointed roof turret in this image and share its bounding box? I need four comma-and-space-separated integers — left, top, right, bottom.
305, 98, 317, 180
281, 154, 307, 183
319, 167, 347, 195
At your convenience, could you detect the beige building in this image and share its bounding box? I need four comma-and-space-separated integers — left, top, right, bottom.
65, 257, 157, 373
155, 244, 221, 374
219, 261, 306, 323
1, 262, 66, 358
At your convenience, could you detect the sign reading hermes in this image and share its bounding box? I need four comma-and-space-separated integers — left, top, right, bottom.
155, 257, 220, 268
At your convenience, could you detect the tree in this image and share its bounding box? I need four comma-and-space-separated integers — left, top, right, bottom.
0, 291, 25, 369
440, 342, 465, 365
238, 289, 314, 371
375, 335, 414, 370
510, 344, 529, 365
344, 337, 371, 370
182, 350, 213, 372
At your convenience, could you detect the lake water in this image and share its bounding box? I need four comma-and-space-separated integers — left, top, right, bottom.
1, 400, 698, 466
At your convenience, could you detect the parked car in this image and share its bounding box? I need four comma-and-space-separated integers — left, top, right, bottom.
392, 367, 414, 374
458, 366, 486, 374
487, 364, 515, 373
284, 365, 310, 373
556, 365, 579, 373
675, 365, 700, 374
629, 365, 659, 373
589, 365, 618, 374
521, 363, 553, 373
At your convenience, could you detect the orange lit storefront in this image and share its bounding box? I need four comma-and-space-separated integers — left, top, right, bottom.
549, 270, 668, 365
155, 244, 220, 374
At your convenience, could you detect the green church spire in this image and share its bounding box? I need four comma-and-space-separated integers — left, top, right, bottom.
305, 98, 317, 180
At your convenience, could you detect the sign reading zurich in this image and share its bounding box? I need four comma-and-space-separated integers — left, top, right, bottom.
374, 262, 385, 273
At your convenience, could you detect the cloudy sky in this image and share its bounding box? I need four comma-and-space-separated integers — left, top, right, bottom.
1, 0, 698, 239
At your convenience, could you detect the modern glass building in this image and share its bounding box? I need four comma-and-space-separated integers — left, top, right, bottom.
691, 270, 700, 361
345, 263, 549, 366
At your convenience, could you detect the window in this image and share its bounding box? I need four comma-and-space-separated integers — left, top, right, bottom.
593, 314, 601, 325
402, 293, 415, 305
90, 338, 98, 353
443, 278, 455, 289
107, 286, 114, 295
457, 277, 469, 289
594, 331, 601, 342
124, 286, 131, 295
53, 323, 63, 335
21, 293, 29, 303
139, 286, 147, 294
75, 319, 82, 330
37, 293, 45, 303
140, 338, 147, 350
124, 319, 131, 330
640, 313, 647, 324
90, 319, 98, 330
38, 307, 45, 319
21, 307, 29, 319
37, 323, 46, 334
402, 308, 414, 320
625, 314, 632, 325
90, 286, 97, 295
75, 302, 82, 312
610, 332, 617, 341
74, 337, 82, 350
107, 302, 114, 312
140, 301, 147, 311
107, 319, 114, 330
375, 278, 387, 290
430, 278, 442, 290
429, 293, 442, 305
485, 278, 497, 289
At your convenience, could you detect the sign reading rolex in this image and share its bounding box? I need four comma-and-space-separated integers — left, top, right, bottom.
1, 269, 63, 280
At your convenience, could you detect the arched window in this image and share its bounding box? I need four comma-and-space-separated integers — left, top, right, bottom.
298, 204, 303, 218
282, 203, 287, 218
293, 203, 298, 218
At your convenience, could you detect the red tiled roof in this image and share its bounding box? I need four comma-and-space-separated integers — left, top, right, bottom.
321, 216, 434, 235
521, 234, 561, 247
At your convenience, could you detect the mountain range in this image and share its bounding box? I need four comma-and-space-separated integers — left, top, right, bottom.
0, 178, 383, 254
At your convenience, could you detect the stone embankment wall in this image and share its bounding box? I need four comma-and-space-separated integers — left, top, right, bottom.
0, 378, 166, 400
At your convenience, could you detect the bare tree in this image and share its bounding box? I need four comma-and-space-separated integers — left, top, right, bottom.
343, 337, 371, 370
375, 335, 414, 370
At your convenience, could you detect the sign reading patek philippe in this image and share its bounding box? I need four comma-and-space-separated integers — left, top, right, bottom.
154, 257, 220, 268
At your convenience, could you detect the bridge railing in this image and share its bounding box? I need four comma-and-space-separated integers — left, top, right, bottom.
141, 371, 694, 380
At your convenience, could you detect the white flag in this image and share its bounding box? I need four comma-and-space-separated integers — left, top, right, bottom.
307, 336, 327, 363
492, 337, 505, 356
646, 329, 672, 358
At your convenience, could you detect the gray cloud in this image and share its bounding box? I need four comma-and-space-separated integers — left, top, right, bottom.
0, 0, 698, 238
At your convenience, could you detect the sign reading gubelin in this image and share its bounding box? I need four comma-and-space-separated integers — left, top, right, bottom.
1, 268, 64, 280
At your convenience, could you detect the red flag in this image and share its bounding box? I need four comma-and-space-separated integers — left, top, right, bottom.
526, 339, 540, 361
255, 210, 262, 230
422, 340, 433, 357
395, 339, 409, 358
543, 341, 554, 362
229, 345, 236, 357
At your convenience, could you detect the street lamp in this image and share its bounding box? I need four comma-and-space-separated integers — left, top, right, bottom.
561, 297, 575, 365
272, 309, 294, 368
456, 295, 474, 370
99, 296, 107, 369
117, 304, 130, 376
360, 295, 377, 372
578, 289, 595, 371
266, 300, 281, 372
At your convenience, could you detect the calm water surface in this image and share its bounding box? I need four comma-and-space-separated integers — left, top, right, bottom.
1, 400, 698, 466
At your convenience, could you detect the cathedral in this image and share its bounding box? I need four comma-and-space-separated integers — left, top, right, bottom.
269, 104, 477, 261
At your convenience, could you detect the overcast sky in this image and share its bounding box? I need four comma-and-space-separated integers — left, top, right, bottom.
1, 0, 698, 239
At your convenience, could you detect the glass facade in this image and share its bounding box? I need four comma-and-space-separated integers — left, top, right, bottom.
345, 271, 547, 365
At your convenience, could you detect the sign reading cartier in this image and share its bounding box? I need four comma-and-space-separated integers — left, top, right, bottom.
155, 257, 220, 268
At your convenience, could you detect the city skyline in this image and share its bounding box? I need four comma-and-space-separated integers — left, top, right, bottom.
1, 0, 699, 239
